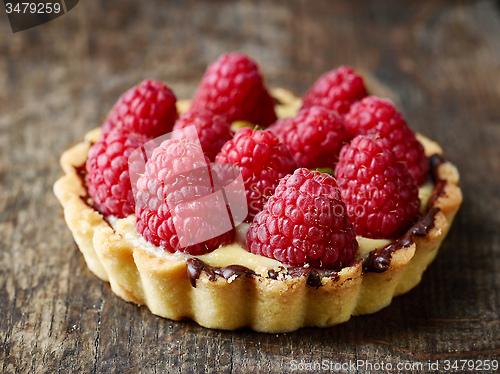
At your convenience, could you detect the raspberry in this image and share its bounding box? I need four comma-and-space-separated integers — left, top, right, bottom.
86, 128, 149, 218
135, 139, 234, 255
171, 108, 233, 161
344, 96, 429, 185
190, 53, 277, 127
102, 80, 178, 138
301, 66, 368, 116
215, 127, 297, 222
246, 168, 358, 269
334, 135, 421, 238
269, 106, 349, 169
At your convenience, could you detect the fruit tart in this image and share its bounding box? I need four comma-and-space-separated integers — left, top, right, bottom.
54, 53, 462, 332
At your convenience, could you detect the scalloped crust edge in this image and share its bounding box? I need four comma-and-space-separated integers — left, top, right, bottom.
53, 93, 462, 333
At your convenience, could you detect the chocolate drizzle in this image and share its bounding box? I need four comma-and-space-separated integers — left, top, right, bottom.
287, 267, 340, 288
267, 269, 279, 280
74, 163, 93, 207
429, 154, 444, 184
186, 258, 216, 287
427, 153, 448, 211
273, 96, 284, 105
428, 180, 447, 208
186, 261, 340, 289
269, 266, 343, 283
187, 260, 256, 287
363, 207, 440, 273
213, 265, 255, 280
288, 268, 321, 288
75, 163, 87, 182
306, 270, 321, 288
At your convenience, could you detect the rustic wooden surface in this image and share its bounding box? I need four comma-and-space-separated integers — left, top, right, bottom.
1, 0, 499, 373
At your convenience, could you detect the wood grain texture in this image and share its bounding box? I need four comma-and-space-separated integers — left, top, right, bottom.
0, 0, 499, 372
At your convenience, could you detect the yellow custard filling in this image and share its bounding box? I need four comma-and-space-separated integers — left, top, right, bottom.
110, 181, 433, 272
418, 179, 434, 214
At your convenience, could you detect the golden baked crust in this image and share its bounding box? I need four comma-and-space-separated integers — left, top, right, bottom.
54, 89, 462, 332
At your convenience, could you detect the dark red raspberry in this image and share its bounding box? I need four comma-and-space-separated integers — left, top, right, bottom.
135, 139, 234, 255
246, 168, 358, 269
102, 80, 178, 138
344, 96, 429, 185
301, 66, 368, 116
269, 106, 349, 169
171, 108, 233, 161
334, 135, 421, 239
86, 128, 149, 218
190, 53, 277, 127
215, 127, 297, 222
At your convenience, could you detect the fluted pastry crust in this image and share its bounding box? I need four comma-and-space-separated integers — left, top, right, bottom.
54, 89, 462, 332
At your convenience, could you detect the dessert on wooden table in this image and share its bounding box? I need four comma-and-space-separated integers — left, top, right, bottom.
54, 53, 462, 332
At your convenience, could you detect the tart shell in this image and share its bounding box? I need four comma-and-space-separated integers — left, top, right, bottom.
54, 89, 462, 332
